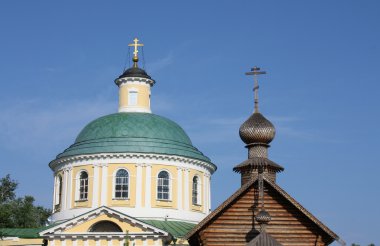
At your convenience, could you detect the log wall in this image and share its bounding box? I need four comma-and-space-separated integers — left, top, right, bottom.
189, 184, 332, 246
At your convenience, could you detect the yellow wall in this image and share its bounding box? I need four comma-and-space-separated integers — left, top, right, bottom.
53, 163, 208, 213
65, 213, 144, 233
72, 165, 94, 208
119, 83, 151, 111
151, 165, 177, 209
0, 238, 43, 246
189, 169, 204, 212
107, 164, 137, 207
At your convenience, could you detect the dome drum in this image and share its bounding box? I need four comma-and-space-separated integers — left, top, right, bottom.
247, 143, 270, 158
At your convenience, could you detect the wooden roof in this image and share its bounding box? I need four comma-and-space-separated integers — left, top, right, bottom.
186, 176, 339, 244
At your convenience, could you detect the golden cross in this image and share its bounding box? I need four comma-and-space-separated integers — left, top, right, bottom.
128, 38, 144, 58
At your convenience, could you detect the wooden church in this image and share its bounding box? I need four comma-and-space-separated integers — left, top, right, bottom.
186, 67, 343, 246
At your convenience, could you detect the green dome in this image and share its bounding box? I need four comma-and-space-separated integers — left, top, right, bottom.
56, 113, 212, 163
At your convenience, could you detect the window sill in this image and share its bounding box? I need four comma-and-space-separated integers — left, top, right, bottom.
192, 203, 202, 207
75, 199, 88, 202
156, 199, 172, 202
112, 198, 130, 200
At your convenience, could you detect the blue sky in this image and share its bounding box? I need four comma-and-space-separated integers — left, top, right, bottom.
0, 1, 379, 245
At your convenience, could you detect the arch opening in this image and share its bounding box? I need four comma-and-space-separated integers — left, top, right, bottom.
89, 220, 123, 232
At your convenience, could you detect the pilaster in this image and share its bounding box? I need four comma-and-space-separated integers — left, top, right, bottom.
184, 168, 190, 210
145, 164, 152, 208
177, 167, 183, 210
62, 168, 68, 211
67, 167, 73, 209
203, 174, 207, 213
53, 175, 57, 209
206, 174, 211, 212
100, 164, 108, 206
136, 163, 143, 208
92, 164, 100, 208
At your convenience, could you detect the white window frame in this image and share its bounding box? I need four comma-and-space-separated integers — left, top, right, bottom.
156, 170, 171, 201
128, 89, 138, 106
192, 175, 202, 205
75, 170, 89, 201
112, 168, 130, 200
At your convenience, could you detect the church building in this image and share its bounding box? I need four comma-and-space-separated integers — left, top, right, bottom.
1, 39, 216, 246
0, 39, 342, 246
39, 38, 217, 246
186, 67, 343, 245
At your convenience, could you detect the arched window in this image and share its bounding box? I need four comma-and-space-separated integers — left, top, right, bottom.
89, 221, 122, 232
114, 169, 129, 199
79, 171, 88, 201
157, 171, 170, 200
192, 176, 200, 205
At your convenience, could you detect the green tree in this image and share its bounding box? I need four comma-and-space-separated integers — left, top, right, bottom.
0, 174, 18, 203
0, 174, 51, 229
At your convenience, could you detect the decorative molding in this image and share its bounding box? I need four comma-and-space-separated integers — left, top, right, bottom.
116, 77, 154, 87
50, 153, 216, 174
41, 207, 170, 239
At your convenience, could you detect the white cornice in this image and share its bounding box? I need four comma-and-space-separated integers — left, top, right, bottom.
116, 77, 154, 86
50, 152, 217, 174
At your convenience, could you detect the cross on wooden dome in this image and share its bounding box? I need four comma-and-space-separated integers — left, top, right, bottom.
245, 66, 266, 113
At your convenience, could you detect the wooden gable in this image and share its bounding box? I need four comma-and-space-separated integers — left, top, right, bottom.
187, 178, 337, 246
